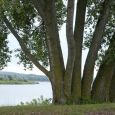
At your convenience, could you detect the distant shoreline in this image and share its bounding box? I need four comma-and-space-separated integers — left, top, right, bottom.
0, 71, 49, 82
0, 80, 39, 84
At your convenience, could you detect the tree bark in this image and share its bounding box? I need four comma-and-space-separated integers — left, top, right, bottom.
71, 0, 87, 103
32, 0, 45, 19
109, 69, 115, 102
91, 33, 115, 102
91, 62, 115, 102
64, 0, 75, 102
82, 0, 113, 99
43, 0, 65, 104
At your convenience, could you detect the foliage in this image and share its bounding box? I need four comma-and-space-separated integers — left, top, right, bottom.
0, 19, 11, 69
20, 96, 52, 106
0, 0, 66, 69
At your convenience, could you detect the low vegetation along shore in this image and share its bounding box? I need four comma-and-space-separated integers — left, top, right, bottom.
0, 80, 36, 84
0, 103, 115, 115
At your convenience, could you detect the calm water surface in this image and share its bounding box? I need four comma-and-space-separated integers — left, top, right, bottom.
0, 82, 52, 106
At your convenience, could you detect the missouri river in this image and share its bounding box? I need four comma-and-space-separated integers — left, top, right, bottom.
0, 82, 52, 106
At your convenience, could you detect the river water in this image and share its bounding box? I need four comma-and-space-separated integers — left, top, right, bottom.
0, 82, 52, 106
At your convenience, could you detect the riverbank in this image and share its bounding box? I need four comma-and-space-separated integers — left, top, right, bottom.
0, 103, 115, 115
0, 80, 39, 84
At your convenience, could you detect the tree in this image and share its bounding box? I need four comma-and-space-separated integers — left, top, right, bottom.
0, 0, 114, 104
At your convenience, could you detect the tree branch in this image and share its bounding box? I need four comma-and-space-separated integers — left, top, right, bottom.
4, 16, 50, 77
32, 0, 45, 19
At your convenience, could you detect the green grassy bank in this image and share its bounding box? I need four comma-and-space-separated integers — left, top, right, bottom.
0, 80, 36, 84
0, 103, 115, 115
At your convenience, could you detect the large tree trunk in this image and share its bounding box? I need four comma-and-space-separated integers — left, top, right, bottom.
43, 0, 66, 104
91, 33, 115, 102
109, 69, 115, 102
81, 0, 113, 99
6, 0, 66, 104
63, 0, 75, 103
71, 0, 87, 103
50, 75, 65, 104
91, 62, 114, 102
109, 33, 115, 102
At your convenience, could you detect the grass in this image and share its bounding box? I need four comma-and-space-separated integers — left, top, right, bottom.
0, 103, 115, 115
0, 80, 35, 84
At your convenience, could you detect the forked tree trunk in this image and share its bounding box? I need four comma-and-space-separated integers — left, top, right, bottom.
3, 0, 115, 105
82, 0, 113, 99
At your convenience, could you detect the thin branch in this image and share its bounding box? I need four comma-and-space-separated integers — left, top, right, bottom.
32, 0, 45, 19
4, 16, 50, 77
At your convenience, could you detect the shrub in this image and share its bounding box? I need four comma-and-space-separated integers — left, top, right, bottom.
20, 96, 52, 106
